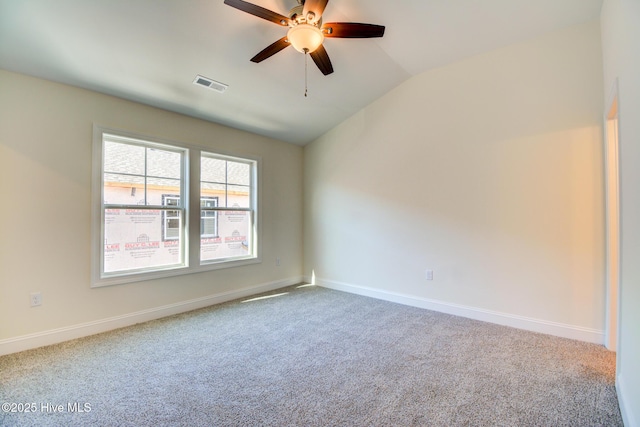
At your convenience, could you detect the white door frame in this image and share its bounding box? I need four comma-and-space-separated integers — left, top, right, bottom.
604, 80, 621, 352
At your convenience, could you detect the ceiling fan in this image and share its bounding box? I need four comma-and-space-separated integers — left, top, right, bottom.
223, 0, 385, 76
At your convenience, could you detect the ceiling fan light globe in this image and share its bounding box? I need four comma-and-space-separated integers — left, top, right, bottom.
287, 24, 324, 53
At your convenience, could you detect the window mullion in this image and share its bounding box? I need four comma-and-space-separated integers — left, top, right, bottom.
225, 162, 229, 207
188, 149, 201, 267
144, 147, 148, 205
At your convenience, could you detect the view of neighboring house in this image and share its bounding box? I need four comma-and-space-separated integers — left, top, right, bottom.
102, 137, 252, 274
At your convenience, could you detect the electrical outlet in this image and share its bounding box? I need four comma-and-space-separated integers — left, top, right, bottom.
30, 292, 42, 307
425, 270, 434, 281
276, 257, 281, 267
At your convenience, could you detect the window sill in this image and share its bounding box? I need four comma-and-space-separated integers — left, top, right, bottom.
91, 256, 261, 288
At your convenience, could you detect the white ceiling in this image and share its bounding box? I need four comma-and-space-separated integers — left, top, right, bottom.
0, 0, 603, 145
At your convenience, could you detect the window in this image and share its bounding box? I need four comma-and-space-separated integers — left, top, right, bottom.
92, 128, 259, 287
100, 136, 185, 276
200, 154, 253, 263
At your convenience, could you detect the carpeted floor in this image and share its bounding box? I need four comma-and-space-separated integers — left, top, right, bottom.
0, 284, 622, 426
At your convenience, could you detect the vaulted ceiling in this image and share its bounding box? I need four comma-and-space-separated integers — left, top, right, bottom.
0, 0, 603, 145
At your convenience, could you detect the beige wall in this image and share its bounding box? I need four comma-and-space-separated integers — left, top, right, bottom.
0, 69, 303, 341
601, 0, 640, 423
304, 21, 605, 332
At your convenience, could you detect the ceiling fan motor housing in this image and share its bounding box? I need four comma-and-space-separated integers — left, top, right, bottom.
288, 5, 322, 26
287, 5, 324, 53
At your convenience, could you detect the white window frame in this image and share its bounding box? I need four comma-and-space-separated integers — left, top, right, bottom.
91, 126, 261, 287
199, 151, 255, 267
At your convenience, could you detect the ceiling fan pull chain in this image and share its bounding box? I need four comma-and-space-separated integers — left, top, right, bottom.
304, 49, 308, 98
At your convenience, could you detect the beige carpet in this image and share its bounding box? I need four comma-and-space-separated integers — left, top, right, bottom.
0, 284, 622, 426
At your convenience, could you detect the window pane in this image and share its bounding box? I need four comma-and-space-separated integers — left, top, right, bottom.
201, 210, 250, 262
161, 195, 181, 240
104, 174, 146, 205
200, 182, 226, 192
147, 148, 181, 179
200, 197, 218, 237
163, 195, 180, 207
165, 218, 180, 239
104, 141, 145, 175
201, 183, 225, 208
201, 197, 218, 208
147, 178, 181, 205
228, 185, 250, 208
201, 212, 217, 237
227, 161, 250, 185
104, 208, 183, 273
201, 157, 226, 183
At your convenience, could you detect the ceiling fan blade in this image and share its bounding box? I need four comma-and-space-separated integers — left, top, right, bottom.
310, 44, 334, 76
302, 0, 329, 23
322, 22, 385, 38
251, 37, 291, 63
224, 0, 290, 26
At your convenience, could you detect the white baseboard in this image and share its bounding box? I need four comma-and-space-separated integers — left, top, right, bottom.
309, 277, 604, 345
0, 277, 302, 356
617, 374, 637, 427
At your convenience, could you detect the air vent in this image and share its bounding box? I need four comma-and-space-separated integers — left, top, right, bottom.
193, 75, 228, 93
